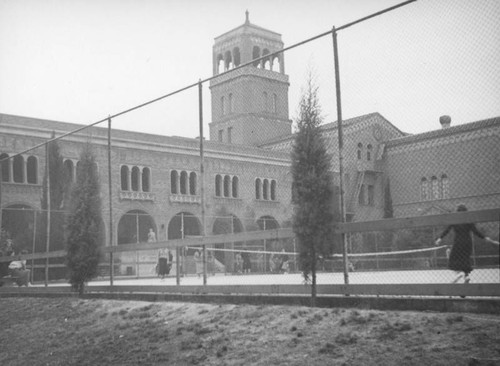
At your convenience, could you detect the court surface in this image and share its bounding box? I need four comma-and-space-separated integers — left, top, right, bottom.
87, 268, 499, 287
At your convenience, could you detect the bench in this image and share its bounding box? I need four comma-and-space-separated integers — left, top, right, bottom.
0, 271, 30, 287
0, 275, 20, 286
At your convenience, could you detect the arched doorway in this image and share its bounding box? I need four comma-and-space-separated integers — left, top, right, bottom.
168, 212, 202, 276
1, 204, 35, 253
257, 215, 281, 272
117, 210, 157, 277
117, 210, 156, 245
212, 214, 243, 272
167, 212, 202, 240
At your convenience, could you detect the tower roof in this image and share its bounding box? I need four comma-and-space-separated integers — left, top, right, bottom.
214, 11, 282, 43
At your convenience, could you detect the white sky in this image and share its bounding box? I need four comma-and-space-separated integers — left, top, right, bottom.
1, 0, 499, 138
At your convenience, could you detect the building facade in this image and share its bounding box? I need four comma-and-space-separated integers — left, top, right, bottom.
1, 15, 499, 275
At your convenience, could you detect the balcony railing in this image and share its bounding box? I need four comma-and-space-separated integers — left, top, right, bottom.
119, 191, 156, 201
169, 194, 201, 204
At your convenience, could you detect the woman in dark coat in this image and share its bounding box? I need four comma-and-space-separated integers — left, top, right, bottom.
435, 204, 499, 283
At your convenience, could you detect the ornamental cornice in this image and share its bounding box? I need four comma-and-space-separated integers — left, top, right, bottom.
119, 191, 156, 202
386, 126, 498, 155
169, 194, 201, 204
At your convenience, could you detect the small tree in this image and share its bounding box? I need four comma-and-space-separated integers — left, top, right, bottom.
291, 76, 335, 306
37, 134, 68, 255
66, 144, 102, 294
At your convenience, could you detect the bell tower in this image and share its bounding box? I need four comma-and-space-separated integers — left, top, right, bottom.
209, 11, 292, 146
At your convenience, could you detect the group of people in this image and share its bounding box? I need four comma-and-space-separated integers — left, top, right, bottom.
269, 249, 290, 274
145, 212, 500, 285
157, 248, 173, 279
234, 251, 251, 274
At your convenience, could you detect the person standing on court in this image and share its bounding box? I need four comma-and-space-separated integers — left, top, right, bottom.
158, 248, 169, 279
435, 204, 499, 283
147, 228, 156, 243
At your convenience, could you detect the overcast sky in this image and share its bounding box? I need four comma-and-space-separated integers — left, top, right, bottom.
1, 0, 499, 139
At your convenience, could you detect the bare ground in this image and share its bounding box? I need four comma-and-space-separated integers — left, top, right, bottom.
0, 297, 499, 366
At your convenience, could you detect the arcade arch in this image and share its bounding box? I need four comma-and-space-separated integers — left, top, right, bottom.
212, 213, 243, 266
117, 210, 156, 245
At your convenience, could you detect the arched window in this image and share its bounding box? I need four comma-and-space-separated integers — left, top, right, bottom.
367, 144, 373, 161
431, 176, 439, 199
252, 46, 260, 67
271, 56, 281, 72
232, 176, 239, 198
223, 175, 231, 197
270, 180, 277, 200
180, 171, 188, 194
421, 177, 428, 200
263, 179, 269, 200
357, 143, 363, 160
142, 167, 151, 192
64, 159, 74, 184
26, 156, 38, 184
441, 174, 449, 199
0, 153, 9, 182
225, 50, 232, 70
358, 184, 365, 205
131, 166, 140, 192
217, 54, 224, 74
13, 155, 24, 183
76, 161, 82, 179
189, 172, 197, 195
262, 49, 271, 69
121, 165, 129, 190
255, 178, 262, 199
233, 47, 241, 67
215, 174, 222, 197
171, 170, 178, 194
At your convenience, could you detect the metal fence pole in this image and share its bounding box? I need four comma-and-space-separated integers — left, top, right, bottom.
44, 143, 51, 287
199, 80, 207, 285
332, 26, 349, 285
31, 210, 37, 283
135, 213, 139, 278
108, 117, 114, 286
0, 161, 3, 230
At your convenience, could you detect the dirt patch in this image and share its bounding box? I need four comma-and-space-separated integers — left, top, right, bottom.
1, 297, 499, 365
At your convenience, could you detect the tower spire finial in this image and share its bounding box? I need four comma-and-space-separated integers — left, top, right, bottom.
245, 10, 249, 24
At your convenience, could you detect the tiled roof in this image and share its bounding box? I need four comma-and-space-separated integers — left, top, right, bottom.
258, 112, 406, 148
385, 116, 500, 147
0, 113, 290, 161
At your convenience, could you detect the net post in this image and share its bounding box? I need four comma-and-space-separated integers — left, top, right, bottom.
331, 26, 349, 285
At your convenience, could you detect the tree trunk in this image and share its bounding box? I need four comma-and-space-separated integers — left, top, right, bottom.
311, 247, 317, 307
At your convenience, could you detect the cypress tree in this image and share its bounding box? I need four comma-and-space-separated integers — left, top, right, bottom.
291, 76, 335, 305
66, 144, 102, 294
37, 134, 68, 279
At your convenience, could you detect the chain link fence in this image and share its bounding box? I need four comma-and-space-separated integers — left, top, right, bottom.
1, 1, 499, 293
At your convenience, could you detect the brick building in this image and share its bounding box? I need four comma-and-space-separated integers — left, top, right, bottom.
1, 15, 499, 275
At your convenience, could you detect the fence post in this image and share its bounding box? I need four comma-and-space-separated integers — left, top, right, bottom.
45, 143, 51, 287
108, 117, 114, 286
31, 210, 37, 283
0, 160, 3, 230
199, 80, 207, 285
332, 26, 349, 285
